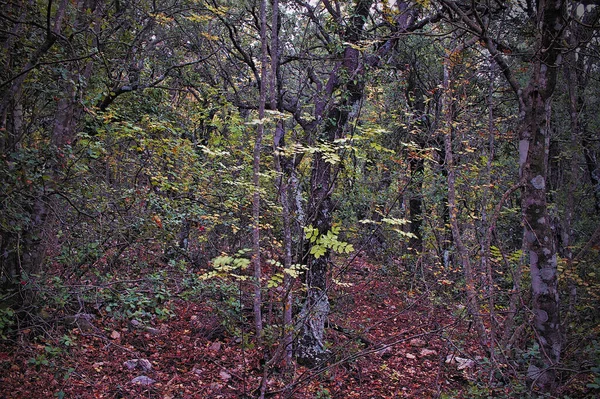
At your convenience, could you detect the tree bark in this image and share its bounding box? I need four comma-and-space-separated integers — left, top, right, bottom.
437, 0, 569, 392
268, 0, 294, 365
0, 0, 72, 288
442, 43, 488, 348
296, 0, 373, 367
518, 1, 567, 392
252, 0, 269, 340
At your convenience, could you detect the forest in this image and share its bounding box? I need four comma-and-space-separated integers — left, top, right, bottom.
1, 0, 599, 397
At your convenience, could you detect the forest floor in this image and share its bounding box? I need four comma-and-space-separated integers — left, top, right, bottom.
0, 255, 560, 398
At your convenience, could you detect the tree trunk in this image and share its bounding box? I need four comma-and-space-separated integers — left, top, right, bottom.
561, 29, 581, 323
268, 0, 294, 364
405, 62, 427, 256
573, 8, 600, 215
518, 2, 567, 391
0, 0, 67, 133
296, 0, 373, 367
296, 152, 333, 366
442, 44, 488, 348
0, 0, 79, 289
438, 0, 568, 391
252, 0, 269, 340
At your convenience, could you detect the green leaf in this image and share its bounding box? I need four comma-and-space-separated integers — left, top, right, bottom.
310, 244, 327, 259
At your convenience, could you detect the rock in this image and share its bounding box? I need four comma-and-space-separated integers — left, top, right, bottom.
409, 338, 426, 347
191, 315, 226, 340
110, 330, 121, 340
445, 355, 475, 370
129, 319, 160, 335
405, 353, 416, 359
145, 327, 161, 335
130, 319, 142, 328
219, 371, 231, 381
209, 341, 222, 351
456, 358, 475, 370
137, 359, 152, 371
64, 313, 95, 332
124, 358, 152, 371
131, 375, 156, 386
124, 360, 137, 370
377, 346, 393, 359
419, 348, 437, 357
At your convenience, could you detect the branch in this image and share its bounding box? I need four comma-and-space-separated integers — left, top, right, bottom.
220, 16, 260, 83
48, 191, 98, 219
485, 178, 526, 247
294, 0, 334, 46
96, 50, 219, 111
0, 51, 99, 90
439, 0, 523, 108
573, 224, 600, 263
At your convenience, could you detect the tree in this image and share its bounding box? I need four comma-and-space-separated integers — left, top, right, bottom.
0, 0, 92, 298
434, 0, 596, 392
283, 0, 374, 367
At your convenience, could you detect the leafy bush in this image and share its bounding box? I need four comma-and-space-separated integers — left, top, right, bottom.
100, 273, 174, 321
0, 306, 15, 339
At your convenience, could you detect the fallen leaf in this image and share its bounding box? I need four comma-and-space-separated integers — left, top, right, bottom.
92, 362, 105, 371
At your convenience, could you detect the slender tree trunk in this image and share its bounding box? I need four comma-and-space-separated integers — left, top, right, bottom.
561, 37, 581, 322
481, 59, 497, 378
267, 0, 293, 364
442, 45, 488, 347
432, 92, 451, 266
277, 144, 294, 364
404, 62, 427, 256
252, 0, 269, 340
408, 157, 424, 255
